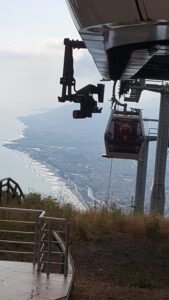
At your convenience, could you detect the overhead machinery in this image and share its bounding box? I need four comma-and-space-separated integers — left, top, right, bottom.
58, 0, 169, 214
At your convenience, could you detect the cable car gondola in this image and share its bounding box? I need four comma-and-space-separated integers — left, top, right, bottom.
104, 109, 145, 160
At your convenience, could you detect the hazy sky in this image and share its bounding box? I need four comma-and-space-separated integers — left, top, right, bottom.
0, 0, 92, 115
0, 0, 160, 118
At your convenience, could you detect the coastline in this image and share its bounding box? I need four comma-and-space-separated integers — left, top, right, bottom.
4, 146, 87, 210
1, 110, 87, 210
5, 106, 159, 212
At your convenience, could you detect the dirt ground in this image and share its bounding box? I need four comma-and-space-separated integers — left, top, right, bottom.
70, 233, 169, 300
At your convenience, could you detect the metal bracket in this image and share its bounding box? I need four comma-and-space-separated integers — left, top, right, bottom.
58, 38, 105, 118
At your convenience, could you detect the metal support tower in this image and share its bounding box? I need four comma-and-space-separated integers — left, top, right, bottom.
150, 84, 169, 215
125, 80, 169, 215
135, 136, 156, 213
135, 138, 149, 212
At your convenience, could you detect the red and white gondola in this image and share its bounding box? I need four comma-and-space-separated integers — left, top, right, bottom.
104, 109, 145, 160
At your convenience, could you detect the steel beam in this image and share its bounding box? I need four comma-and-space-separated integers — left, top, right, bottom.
135, 138, 149, 212
150, 85, 169, 215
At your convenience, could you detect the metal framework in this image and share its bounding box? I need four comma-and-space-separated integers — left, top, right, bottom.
123, 80, 169, 214
134, 135, 156, 212
150, 84, 169, 214
58, 38, 105, 118
0, 177, 25, 203
0, 207, 69, 276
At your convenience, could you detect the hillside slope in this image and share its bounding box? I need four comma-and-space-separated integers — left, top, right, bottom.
71, 232, 169, 300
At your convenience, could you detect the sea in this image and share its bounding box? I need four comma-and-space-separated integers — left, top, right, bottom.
0, 109, 85, 210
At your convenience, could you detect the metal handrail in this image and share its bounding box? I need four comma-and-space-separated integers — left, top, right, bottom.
0, 207, 69, 276
66, 249, 75, 300
0, 178, 25, 202
37, 217, 69, 276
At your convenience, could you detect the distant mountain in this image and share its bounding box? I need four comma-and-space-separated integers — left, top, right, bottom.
5, 104, 156, 210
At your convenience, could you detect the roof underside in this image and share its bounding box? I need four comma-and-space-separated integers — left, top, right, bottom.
66, 0, 169, 80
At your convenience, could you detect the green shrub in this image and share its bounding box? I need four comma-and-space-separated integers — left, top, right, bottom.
131, 272, 152, 288
1, 192, 169, 242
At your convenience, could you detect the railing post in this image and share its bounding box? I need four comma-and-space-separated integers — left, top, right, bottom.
7, 179, 10, 202
64, 222, 69, 276
33, 212, 40, 266
0, 181, 2, 204
7, 179, 10, 193
47, 221, 52, 276
37, 217, 42, 272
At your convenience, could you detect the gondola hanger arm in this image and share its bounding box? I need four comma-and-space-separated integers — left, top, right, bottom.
58, 38, 105, 118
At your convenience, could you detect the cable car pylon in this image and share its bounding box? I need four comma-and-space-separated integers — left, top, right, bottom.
125, 80, 169, 215
135, 135, 156, 213
150, 83, 169, 215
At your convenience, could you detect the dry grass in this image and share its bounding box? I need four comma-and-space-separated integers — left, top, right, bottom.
1, 192, 169, 242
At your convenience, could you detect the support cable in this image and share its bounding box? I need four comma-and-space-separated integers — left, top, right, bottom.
135, 0, 144, 21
